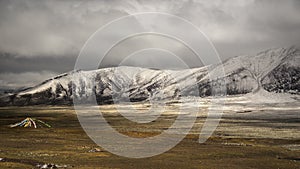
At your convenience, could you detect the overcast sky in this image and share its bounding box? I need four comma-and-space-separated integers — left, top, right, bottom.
0, 0, 300, 89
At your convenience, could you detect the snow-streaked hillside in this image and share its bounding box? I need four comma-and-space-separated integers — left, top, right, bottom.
0, 47, 299, 106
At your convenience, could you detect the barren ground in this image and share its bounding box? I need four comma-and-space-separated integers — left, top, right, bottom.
0, 103, 299, 168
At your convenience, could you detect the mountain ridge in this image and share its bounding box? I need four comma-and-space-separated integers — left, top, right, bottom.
0, 47, 299, 106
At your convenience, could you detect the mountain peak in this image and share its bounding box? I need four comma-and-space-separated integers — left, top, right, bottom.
256, 46, 299, 58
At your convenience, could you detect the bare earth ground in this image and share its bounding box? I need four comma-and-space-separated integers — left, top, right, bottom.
0, 102, 299, 169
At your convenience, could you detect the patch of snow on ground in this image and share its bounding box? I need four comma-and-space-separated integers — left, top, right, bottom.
244, 89, 297, 103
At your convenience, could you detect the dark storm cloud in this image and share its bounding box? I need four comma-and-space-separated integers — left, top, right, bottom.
0, 53, 76, 73
0, 0, 300, 88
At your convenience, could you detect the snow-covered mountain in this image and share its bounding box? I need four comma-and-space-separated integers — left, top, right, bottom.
0, 47, 299, 106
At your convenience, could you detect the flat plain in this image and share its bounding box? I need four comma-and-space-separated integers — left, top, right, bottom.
0, 98, 299, 168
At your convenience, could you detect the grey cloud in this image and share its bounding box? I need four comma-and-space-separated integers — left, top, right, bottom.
0, 0, 299, 59
0, 0, 300, 89
0, 0, 127, 57
0, 53, 76, 73
0, 71, 57, 89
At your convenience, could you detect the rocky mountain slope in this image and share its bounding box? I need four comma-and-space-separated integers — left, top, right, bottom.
0, 47, 299, 106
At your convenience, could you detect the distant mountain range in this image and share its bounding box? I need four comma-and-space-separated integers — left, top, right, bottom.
0, 47, 299, 106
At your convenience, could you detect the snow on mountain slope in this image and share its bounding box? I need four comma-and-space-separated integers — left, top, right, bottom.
0, 47, 299, 106
262, 47, 300, 94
